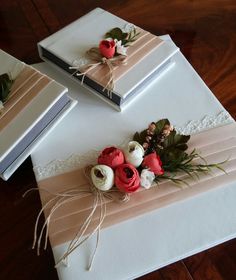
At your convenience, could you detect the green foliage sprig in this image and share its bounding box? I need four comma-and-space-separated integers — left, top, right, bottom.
133, 119, 226, 186
105, 27, 140, 47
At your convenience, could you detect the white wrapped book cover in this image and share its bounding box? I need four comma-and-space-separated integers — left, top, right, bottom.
38, 8, 179, 111
0, 50, 77, 180
30, 34, 236, 279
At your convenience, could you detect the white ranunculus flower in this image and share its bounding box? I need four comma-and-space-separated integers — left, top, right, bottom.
140, 169, 155, 189
91, 165, 114, 191
124, 141, 144, 167
115, 40, 127, 56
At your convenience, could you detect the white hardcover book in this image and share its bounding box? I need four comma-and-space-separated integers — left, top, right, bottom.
38, 8, 179, 111
31, 36, 235, 280
0, 50, 77, 180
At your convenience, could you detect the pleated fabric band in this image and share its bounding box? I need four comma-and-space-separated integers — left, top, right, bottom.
0, 65, 51, 131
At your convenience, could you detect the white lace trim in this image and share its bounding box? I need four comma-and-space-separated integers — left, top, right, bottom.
175, 111, 233, 135
34, 150, 100, 181
34, 111, 234, 181
72, 57, 90, 68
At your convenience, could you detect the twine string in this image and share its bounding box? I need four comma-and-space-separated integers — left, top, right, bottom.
69, 47, 127, 97
24, 165, 130, 270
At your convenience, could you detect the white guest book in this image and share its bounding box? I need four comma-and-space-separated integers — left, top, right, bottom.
31, 36, 236, 280
0, 50, 77, 180
38, 8, 178, 111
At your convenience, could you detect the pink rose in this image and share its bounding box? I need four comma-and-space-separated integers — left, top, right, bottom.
98, 147, 124, 169
99, 40, 116, 58
142, 152, 164, 175
115, 163, 140, 193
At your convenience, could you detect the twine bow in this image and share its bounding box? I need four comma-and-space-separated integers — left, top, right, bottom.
69, 48, 127, 98
24, 165, 129, 271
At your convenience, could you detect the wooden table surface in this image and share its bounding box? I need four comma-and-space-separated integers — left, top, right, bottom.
0, 1, 236, 279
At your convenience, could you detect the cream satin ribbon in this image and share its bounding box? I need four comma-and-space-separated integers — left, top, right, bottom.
69, 48, 127, 97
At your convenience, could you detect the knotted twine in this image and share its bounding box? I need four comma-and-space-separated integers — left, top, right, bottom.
23, 165, 130, 270
69, 48, 127, 98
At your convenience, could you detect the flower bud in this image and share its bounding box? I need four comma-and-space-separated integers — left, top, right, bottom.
99, 40, 116, 58
98, 146, 124, 169
124, 141, 144, 167
91, 165, 114, 191
115, 163, 140, 193
142, 152, 164, 175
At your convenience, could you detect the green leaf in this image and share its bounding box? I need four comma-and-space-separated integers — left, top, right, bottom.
154, 119, 170, 134
173, 134, 190, 145
163, 132, 190, 149
133, 129, 147, 145
175, 143, 188, 151
105, 28, 127, 41
0, 73, 13, 103
133, 132, 141, 143
163, 130, 176, 148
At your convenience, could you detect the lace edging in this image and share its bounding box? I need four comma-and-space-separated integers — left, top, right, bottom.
175, 111, 234, 135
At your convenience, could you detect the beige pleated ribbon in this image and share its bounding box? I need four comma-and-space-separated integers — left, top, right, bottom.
0, 65, 51, 131
69, 48, 127, 97
27, 123, 236, 270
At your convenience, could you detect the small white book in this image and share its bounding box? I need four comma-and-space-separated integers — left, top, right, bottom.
38, 8, 179, 111
0, 50, 77, 180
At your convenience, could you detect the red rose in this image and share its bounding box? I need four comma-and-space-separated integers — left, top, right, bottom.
142, 152, 164, 175
99, 40, 116, 58
98, 147, 124, 169
115, 163, 140, 193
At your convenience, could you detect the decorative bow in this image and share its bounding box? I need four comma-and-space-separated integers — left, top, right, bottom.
69, 48, 127, 97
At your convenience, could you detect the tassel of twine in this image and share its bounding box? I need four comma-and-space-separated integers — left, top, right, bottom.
69, 48, 127, 98
23, 165, 129, 270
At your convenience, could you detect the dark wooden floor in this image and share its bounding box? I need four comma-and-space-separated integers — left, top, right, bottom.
0, 1, 236, 279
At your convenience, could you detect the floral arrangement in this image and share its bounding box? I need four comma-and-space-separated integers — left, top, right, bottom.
70, 27, 139, 92
90, 119, 224, 192
0, 73, 13, 111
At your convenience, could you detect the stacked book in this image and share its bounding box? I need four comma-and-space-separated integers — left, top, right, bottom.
0, 50, 77, 180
